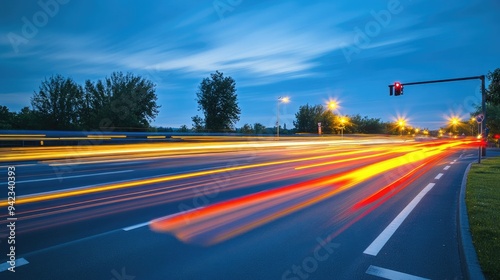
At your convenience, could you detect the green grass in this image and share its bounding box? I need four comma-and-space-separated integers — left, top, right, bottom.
466, 156, 500, 279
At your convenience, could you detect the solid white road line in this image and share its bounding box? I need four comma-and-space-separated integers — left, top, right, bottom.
443, 165, 451, 170
363, 183, 436, 256
366, 265, 430, 280
0, 258, 29, 273
435, 173, 444, 180
0, 170, 134, 185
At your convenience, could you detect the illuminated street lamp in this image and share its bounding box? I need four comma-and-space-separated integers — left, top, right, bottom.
450, 117, 460, 135
327, 100, 346, 138
340, 116, 347, 139
397, 119, 406, 136
328, 100, 338, 111
277, 96, 290, 139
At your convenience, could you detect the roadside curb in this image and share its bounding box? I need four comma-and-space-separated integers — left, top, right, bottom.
458, 162, 485, 280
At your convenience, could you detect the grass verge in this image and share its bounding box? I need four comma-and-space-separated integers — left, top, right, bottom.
466, 156, 500, 279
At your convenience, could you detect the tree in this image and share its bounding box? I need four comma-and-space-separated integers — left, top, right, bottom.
191, 115, 205, 132
155, 126, 174, 132
240, 123, 254, 134
83, 72, 160, 131
195, 71, 241, 132
320, 110, 336, 134
179, 125, 189, 132
31, 75, 84, 130
346, 114, 388, 134
293, 104, 327, 133
0, 105, 15, 129
253, 123, 266, 134
487, 68, 500, 105
473, 103, 500, 140
81, 79, 109, 130
347, 114, 386, 134
13, 107, 42, 130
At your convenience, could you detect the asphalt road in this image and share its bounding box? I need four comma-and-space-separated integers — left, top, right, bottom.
0, 138, 482, 279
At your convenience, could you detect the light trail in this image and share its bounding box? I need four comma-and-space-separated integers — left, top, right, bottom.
0, 143, 397, 207
0, 138, 479, 243
150, 139, 476, 245
0, 138, 402, 162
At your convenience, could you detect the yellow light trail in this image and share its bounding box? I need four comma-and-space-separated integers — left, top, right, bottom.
0, 139, 402, 162
150, 140, 475, 245
0, 146, 391, 207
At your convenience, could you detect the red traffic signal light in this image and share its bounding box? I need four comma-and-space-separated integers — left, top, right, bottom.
394, 82, 403, 96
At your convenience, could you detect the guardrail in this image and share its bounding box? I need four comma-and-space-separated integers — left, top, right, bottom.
0, 130, 292, 147
0, 130, 179, 147
0, 130, 406, 147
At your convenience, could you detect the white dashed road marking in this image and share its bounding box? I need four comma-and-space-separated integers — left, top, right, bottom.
366, 265, 430, 280
364, 183, 436, 256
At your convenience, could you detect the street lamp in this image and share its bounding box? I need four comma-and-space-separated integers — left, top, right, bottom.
327, 100, 345, 138
470, 117, 475, 136
450, 117, 460, 136
277, 96, 290, 139
340, 116, 347, 139
397, 119, 406, 136
328, 100, 338, 111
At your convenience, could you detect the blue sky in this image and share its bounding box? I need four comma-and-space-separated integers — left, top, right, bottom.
1, 0, 499, 130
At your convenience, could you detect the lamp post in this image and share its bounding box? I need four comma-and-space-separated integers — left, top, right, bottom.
398, 119, 406, 136
450, 117, 460, 136
328, 101, 338, 111
328, 100, 345, 138
340, 117, 346, 139
277, 96, 289, 139
449, 116, 461, 135
470, 117, 475, 136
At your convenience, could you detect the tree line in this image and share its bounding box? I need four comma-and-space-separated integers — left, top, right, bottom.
0, 72, 160, 131
1, 69, 499, 139
292, 104, 398, 134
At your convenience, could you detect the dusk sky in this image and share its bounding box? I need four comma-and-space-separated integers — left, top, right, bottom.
1, 0, 499, 130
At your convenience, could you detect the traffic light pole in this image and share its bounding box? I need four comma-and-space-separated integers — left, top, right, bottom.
388, 75, 487, 158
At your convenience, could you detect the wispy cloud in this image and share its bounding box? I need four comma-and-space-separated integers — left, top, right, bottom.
11, 2, 358, 85
4, 1, 445, 88
174, 7, 215, 28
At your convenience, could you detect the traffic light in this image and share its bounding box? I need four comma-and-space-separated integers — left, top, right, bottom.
394, 82, 403, 96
